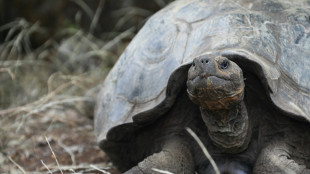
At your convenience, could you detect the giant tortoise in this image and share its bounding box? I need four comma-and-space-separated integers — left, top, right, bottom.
95, 0, 310, 173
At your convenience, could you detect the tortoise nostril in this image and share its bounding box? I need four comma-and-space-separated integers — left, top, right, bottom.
200, 58, 209, 64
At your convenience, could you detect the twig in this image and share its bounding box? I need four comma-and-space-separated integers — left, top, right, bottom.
26, 97, 92, 116
186, 127, 220, 174
8, 156, 27, 174
154, 0, 167, 8
14, 96, 91, 132
89, 0, 105, 34
57, 137, 76, 165
69, 169, 77, 174
152, 168, 174, 174
45, 136, 64, 174
111, 7, 152, 18
71, 0, 94, 19
0, 81, 73, 117
0, 68, 15, 80
0, 20, 20, 32
43, 164, 110, 171
41, 160, 53, 174
0, 60, 45, 67
89, 164, 110, 174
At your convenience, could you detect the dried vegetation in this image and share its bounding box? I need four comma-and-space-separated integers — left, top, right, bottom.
0, 0, 173, 173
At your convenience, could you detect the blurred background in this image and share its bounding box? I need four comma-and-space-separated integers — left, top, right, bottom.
0, 0, 173, 173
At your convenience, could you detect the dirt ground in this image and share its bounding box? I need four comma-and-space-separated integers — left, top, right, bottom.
0, 106, 121, 174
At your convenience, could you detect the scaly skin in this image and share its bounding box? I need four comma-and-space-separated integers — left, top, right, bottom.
187, 55, 250, 153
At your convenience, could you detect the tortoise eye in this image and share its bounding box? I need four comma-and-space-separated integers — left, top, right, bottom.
192, 62, 195, 67
220, 60, 229, 69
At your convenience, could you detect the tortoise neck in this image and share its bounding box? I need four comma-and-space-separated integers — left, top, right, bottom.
200, 102, 251, 153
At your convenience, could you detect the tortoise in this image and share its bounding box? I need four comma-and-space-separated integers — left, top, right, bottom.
95, 0, 310, 173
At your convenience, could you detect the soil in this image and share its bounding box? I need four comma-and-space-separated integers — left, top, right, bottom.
0, 108, 121, 174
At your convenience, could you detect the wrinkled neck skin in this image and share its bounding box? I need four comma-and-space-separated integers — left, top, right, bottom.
201, 102, 250, 153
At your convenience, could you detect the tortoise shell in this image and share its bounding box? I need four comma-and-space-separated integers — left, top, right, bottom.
95, 0, 310, 168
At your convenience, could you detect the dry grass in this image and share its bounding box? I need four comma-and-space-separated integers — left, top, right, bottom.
0, 18, 128, 173
0, 2, 151, 174
0, 0, 175, 173
186, 128, 220, 174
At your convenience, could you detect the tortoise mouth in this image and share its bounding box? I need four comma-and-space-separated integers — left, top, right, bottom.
187, 87, 244, 110
187, 75, 236, 99
187, 75, 244, 110
188, 74, 230, 81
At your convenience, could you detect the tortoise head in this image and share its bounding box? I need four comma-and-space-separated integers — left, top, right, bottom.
187, 55, 244, 110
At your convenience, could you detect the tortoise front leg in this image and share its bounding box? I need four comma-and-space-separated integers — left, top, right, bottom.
124, 138, 195, 174
254, 141, 310, 174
